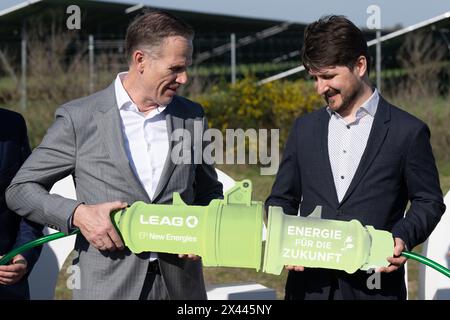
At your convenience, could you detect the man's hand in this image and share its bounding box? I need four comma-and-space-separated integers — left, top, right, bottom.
378, 237, 408, 273
0, 254, 28, 285
73, 201, 127, 251
178, 254, 200, 261
285, 265, 305, 272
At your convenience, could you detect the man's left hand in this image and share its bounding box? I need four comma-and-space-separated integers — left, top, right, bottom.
378, 237, 408, 273
0, 254, 28, 285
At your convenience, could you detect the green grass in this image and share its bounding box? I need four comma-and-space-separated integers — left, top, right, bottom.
438, 161, 450, 193
54, 251, 75, 300
190, 61, 300, 78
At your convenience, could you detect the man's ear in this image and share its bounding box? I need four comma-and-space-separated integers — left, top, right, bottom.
132, 50, 146, 73
354, 55, 368, 78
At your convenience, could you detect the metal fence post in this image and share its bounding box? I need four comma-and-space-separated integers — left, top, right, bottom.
231, 33, 236, 84
376, 30, 382, 93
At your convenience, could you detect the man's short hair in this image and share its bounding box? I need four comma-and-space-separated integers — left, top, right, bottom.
125, 9, 194, 61
301, 15, 371, 75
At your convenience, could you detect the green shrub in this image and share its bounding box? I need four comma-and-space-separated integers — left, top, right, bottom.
193, 76, 323, 148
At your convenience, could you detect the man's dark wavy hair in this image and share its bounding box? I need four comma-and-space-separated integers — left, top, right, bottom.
301, 15, 371, 75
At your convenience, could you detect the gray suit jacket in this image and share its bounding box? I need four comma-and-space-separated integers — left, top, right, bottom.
6, 83, 223, 300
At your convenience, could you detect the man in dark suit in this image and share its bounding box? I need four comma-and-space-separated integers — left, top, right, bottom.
7, 10, 222, 300
265, 15, 445, 300
0, 108, 43, 299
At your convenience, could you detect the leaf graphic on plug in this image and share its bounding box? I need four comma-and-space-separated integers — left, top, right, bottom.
341, 236, 354, 251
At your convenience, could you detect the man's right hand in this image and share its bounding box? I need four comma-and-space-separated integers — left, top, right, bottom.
73, 201, 128, 251
285, 265, 305, 272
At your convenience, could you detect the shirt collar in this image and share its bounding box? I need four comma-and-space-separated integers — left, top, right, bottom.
114, 72, 167, 115
359, 88, 379, 117
115, 72, 133, 111
326, 88, 379, 118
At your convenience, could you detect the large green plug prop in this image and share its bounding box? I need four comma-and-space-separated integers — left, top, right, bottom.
2, 180, 449, 279
263, 206, 393, 275
111, 180, 263, 271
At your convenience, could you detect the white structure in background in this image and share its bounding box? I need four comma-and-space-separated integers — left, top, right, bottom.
418, 190, 450, 300
28, 170, 274, 299
28, 175, 77, 300
206, 283, 276, 300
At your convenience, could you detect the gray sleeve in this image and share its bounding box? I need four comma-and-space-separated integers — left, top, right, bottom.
6, 106, 83, 234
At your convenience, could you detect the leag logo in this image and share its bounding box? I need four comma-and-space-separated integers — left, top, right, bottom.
139, 215, 199, 228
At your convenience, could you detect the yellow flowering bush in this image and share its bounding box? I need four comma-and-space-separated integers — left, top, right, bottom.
193, 76, 323, 148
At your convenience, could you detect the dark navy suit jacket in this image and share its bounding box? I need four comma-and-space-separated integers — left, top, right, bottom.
266, 96, 446, 300
0, 108, 43, 299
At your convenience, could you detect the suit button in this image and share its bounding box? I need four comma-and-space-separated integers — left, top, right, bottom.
337, 209, 343, 215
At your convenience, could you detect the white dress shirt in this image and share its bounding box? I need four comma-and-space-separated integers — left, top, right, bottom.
115, 72, 169, 261
115, 72, 169, 201
327, 89, 379, 202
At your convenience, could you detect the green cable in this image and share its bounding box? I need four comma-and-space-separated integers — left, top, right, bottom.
1, 232, 450, 279
402, 251, 450, 278
0, 230, 79, 266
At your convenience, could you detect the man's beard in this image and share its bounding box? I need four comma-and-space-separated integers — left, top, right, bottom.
324, 85, 361, 115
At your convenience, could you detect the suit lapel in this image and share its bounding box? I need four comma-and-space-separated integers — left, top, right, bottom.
93, 83, 149, 201
339, 96, 391, 206
152, 99, 185, 201
316, 109, 340, 206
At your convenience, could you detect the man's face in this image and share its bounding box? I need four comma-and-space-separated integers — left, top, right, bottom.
141, 36, 193, 106
308, 64, 364, 114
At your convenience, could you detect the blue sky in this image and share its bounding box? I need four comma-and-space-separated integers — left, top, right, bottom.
0, 0, 449, 28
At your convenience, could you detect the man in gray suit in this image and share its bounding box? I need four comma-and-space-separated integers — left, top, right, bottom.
6, 10, 223, 300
